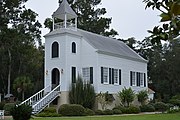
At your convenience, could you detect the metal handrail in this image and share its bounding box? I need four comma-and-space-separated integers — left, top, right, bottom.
32, 85, 60, 114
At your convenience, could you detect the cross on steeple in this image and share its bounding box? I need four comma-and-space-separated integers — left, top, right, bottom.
52, 0, 78, 30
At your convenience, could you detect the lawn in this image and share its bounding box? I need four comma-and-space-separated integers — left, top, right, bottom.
30, 113, 180, 120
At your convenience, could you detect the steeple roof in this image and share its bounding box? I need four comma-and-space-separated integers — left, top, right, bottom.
52, 0, 77, 20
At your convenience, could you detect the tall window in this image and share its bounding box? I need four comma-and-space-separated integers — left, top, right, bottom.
52, 42, 59, 58
72, 67, 76, 83
140, 73, 144, 86
130, 71, 146, 87
114, 69, 118, 85
101, 67, 108, 84
82, 67, 93, 84
72, 42, 76, 53
130, 71, 136, 86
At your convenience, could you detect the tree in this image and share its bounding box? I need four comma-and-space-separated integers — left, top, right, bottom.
0, 0, 43, 96
144, 0, 180, 43
13, 76, 33, 101
96, 91, 114, 110
44, 0, 118, 37
69, 75, 95, 109
118, 87, 135, 107
137, 90, 148, 105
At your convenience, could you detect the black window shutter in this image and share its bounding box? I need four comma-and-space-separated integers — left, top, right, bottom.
90, 67, 93, 84
101, 67, 103, 84
119, 69, 121, 85
144, 73, 146, 87
109, 68, 112, 84
72, 67, 76, 83
130, 71, 132, 86
137, 72, 140, 86
112, 68, 114, 84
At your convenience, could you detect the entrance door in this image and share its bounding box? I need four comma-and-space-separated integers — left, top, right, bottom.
52, 68, 60, 89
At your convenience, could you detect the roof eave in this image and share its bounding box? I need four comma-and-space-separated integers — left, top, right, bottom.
97, 50, 148, 63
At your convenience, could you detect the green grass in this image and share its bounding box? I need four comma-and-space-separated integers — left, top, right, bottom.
30, 113, 180, 120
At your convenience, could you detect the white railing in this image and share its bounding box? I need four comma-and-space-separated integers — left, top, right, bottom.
32, 85, 60, 114
54, 22, 76, 30
19, 85, 51, 106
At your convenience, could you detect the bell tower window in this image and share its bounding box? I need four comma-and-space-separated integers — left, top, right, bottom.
52, 42, 59, 58
72, 42, 76, 53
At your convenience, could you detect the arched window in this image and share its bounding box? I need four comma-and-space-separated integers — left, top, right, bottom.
72, 42, 76, 53
52, 42, 59, 58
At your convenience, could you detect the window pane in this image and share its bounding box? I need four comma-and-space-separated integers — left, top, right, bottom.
103, 67, 108, 83
72, 42, 76, 53
52, 42, 59, 58
114, 69, 118, 84
82, 67, 90, 81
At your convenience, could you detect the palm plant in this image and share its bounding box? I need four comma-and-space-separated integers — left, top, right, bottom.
137, 90, 148, 105
118, 87, 135, 107
13, 76, 33, 101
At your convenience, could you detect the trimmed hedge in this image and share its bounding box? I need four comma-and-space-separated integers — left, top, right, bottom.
126, 106, 140, 114
43, 107, 56, 113
140, 104, 155, 112
95, 110, 104, 115
103, 109, 113, 115
154, 102, 168, 112
84, 108, 95, 116
113, 106, 140, 114
0, 102, 5, 109
10, 104, 32, 120
3, 103, 15, 115
113, 108, 122, 114
58, 104, 85, 116
36, 112, 62, 117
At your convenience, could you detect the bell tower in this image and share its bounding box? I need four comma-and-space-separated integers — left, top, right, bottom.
52, 0, 78, 30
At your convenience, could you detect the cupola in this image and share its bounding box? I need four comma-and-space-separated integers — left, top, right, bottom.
52, 0, 78, 30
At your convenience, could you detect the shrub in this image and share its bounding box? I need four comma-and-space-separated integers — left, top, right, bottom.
113, 109, 122, 114
0, 102, 5, 109
69, 76, 96, 109
10, 104, 32, 120
43, 107, 56, 113
169, 99, 180, 106
140, 104, 155, 112
154, 102, 168, 112
58, 104, 85, 116
113, 106, 127, 114
103, 109, 113, 115
84, 108, 95, 116
126, 106, 140, 114
36, 112, 61, 117
168, 106, 180, 113
3, 103, 15, 115
95, 110, 104, 115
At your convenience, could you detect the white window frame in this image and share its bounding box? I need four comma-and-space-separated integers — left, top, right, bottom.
132, 71, 136, 86
140, 73, 144, 87
103, 67, 109, 84
114, 69, 119, 85
82, 67, 90, 81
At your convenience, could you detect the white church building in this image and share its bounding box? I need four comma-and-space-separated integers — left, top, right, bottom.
21, 0, 148, 114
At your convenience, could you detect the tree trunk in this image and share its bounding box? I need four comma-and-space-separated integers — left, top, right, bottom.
7, 48, 12, 94
22, 91, 25, 101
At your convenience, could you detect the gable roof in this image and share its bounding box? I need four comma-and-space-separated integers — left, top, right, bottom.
52, 0, 77, 20
45, 28, 147, 63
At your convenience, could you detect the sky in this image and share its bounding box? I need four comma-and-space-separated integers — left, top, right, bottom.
25, 0, 161, 41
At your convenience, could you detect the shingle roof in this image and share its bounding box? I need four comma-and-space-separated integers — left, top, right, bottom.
79, 29, 147, 63
45, 28, 147, 63
52, 0, 77, 20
